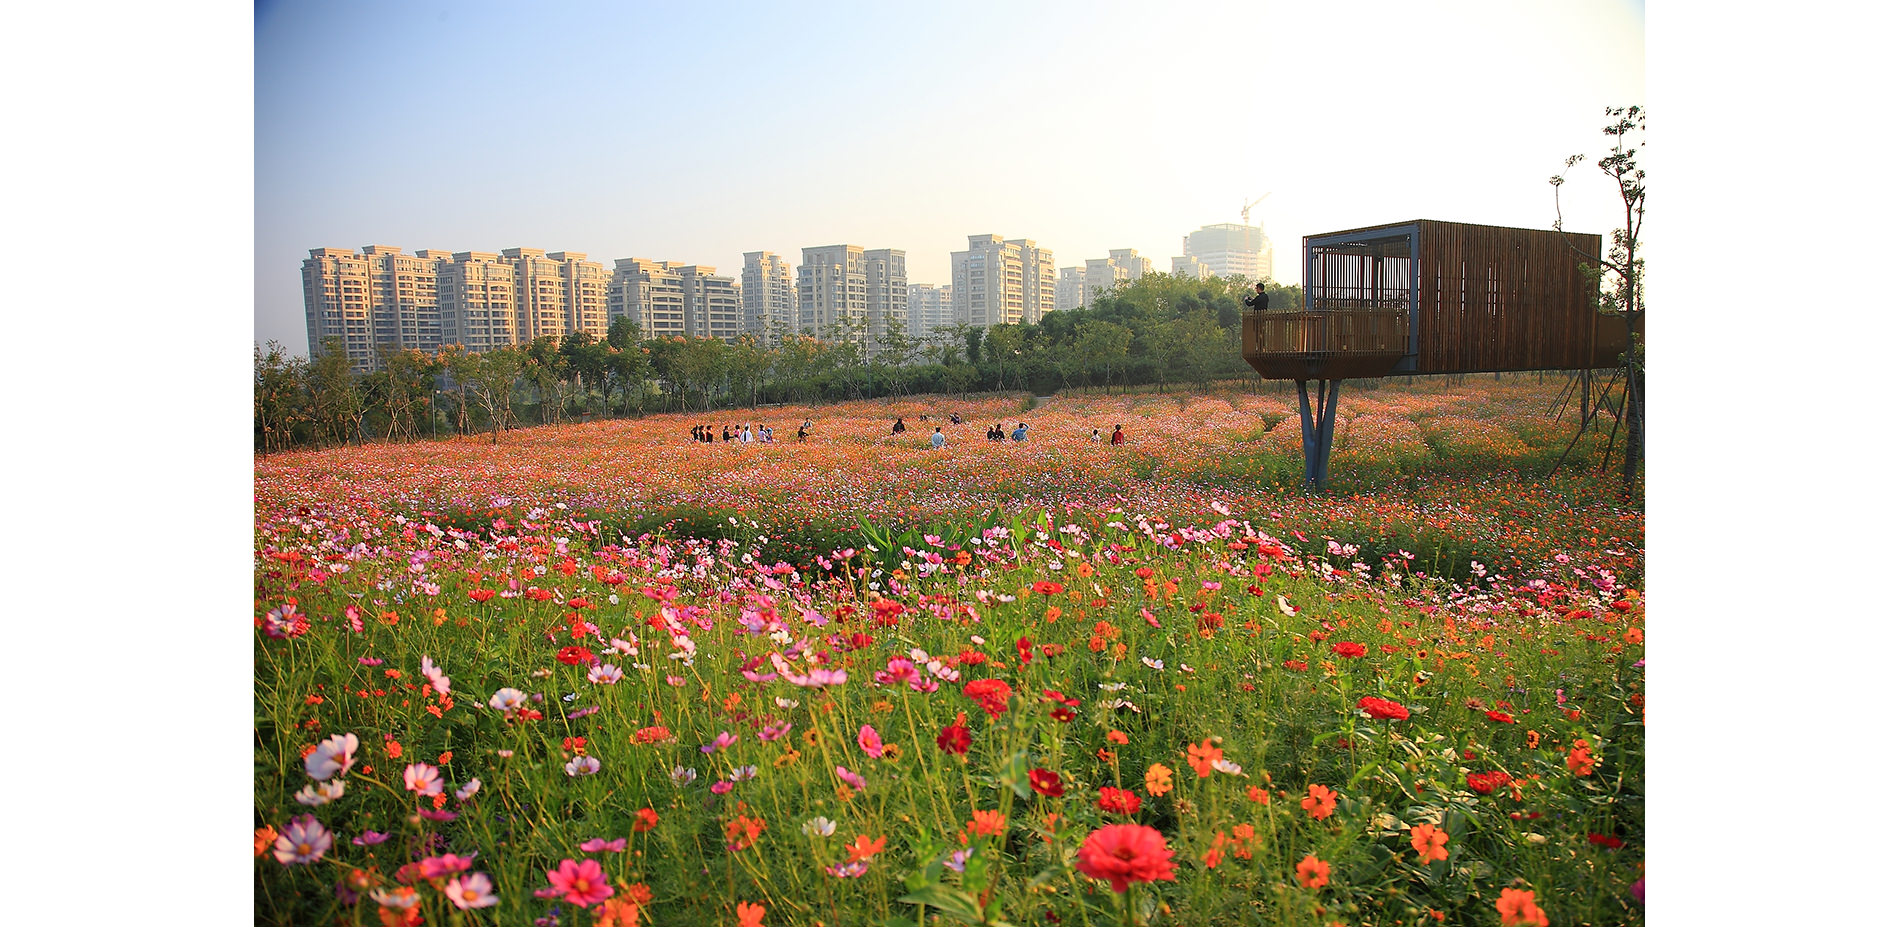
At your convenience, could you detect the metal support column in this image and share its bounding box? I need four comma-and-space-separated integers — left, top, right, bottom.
1294, 378, 1344, 489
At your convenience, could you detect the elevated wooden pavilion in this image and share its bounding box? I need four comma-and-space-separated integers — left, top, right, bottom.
1242, 219, 1631, 487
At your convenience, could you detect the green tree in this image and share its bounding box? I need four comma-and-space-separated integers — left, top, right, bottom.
471, 345, 523, 442
254, 340, 310, 453
307, 337, 366, 446
1553, 104, 1645, 493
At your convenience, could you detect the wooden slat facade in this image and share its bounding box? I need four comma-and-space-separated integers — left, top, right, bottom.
1243, 219, 1629, 378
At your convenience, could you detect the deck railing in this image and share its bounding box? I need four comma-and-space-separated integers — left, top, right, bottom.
1243, 309, 1409, 360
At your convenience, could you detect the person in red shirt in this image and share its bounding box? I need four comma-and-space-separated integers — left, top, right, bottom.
1110, 424, 1125, 445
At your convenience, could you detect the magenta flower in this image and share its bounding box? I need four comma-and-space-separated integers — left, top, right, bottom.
579, 837, 628, 853
546, 858, 615, 906
836, 766, 866, 792
353, 830, 390, 846
272, 814, 332, 865
417, 852, 477, 879
857, 725, 885, 759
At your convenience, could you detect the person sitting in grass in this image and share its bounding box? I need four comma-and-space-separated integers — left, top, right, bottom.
930, 426, 946, 449
1011, 422, 1028, 442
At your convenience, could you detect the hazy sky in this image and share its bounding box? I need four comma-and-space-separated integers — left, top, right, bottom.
255, 0, 1644, 353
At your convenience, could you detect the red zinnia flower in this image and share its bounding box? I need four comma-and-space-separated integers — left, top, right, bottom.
1357, 696, 1410, 721
1074, 824, 1177, 893
964, 679, 1014, 720
556, 646, 597, 666
937, 712, 972, 755
1096, 786, 1142, 815
1331, 642, 1367, 658
1466, 771, 1512, 795
1017, 637, 1034, 665
1033, 581, 1064, 595
1030, 768, 1065, 797
1587, 832, 1625, 849
1486, 710, 1516, 724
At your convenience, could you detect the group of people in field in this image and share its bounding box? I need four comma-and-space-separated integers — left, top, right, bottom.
688, 412, 1126, 449
691, 419, 815, 444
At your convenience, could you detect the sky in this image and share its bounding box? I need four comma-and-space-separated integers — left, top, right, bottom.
255, 0, 1645, 353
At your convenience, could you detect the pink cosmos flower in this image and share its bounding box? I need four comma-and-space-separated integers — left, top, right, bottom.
421, 655, 451, 696
488, 687, 527, 714
757, 721, 792, 742
403, 763, 444, 796
455, 778, 482, 802
272, 814, 332, 865
353, 831, 390, 846
578, 837, 627, 853
588, 663, 624, 685
418, 808, 459, 822
417, 852, 477, 879
442, 872, 499, 910
304, 732, 359, 781
546, 858, 615, 906
565, 756, 601, 777
857, 725, 885, 759
835, 766, 866, 792
701, 731, 739, 753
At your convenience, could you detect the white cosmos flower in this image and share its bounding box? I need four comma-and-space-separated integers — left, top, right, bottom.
294, 778, 348, 806
488, 688, 527, 713
565, 756, 601, 777
304, 733, 359, 781
455, 778, 482, 802
403, 763, 444, 796
802, 816, 838, 837
588, 663, 623, 685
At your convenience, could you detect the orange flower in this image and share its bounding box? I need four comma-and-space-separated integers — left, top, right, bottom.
1246, 785, 1274, 805
845, 834, 887, 863
1106, 730, 1129, 745
1296, 854, 1330, 889
1301, 784, 1337, 820
254, 826, 277, 857
1144, 763, 1174, 796
596, 894, 644, 927
1409, 823, 1450, 865
1201, 832, 1226, 869
385, 740, 403, 760
1228, 823, 1256, 860
631, 807, 659, 832
724, 815, 764, 850
735, 900, 766, 927
1566, 740, 1597, 776
965, 809, 1006, 838
1185, 738, 1221, 778
1496, 888, 1549, 926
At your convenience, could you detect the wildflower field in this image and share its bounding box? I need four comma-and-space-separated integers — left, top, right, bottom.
255, 377, 1644, 926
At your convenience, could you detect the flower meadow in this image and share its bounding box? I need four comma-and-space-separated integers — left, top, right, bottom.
256, 379, 1643, 926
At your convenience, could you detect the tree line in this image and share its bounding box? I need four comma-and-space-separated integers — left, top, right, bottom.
255, 274, 1300, 453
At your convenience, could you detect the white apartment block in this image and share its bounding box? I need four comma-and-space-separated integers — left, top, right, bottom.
741, 250, 796, 338
1082, 248, 1151, 309
908, 283, 953, 338
1056, 267, 1086, 313
439, 251, 519, 354
797, 244, 869, 342
951, 234, 1053, 329
548, 252, 609, 340
864, 248, 908, 345
303, 246, 453, 371
1171, 255, 1213, 280
1183, 223, 1274, 282
675, 264, 743, 342
609, 259, 687, 339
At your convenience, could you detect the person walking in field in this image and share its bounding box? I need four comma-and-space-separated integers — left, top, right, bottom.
1110, 424, 1126, 445
930, 426, 946, 449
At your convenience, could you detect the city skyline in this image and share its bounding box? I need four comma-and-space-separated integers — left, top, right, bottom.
257, 1, 1645, 355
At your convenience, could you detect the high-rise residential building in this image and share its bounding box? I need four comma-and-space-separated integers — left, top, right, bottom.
548, 251, 609, 340
1082, 248, 1152, 309
439, 251, 519, 354
676, 264, 743, 341
500, 248, 570, 344
864, 248, 908, 344
1171, 255, 1213, 279
797, 244, 869, 341
951, 234, 1054, 328
1056, 267, 1087, 313
302, 246, 452, 370
908, 283, 953, 338
741, 250, 796, 338
1183, 223, 1273, 282
609, 259, 687, 339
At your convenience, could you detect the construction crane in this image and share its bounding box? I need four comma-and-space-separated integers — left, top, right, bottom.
1240, 192, 1271, 226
